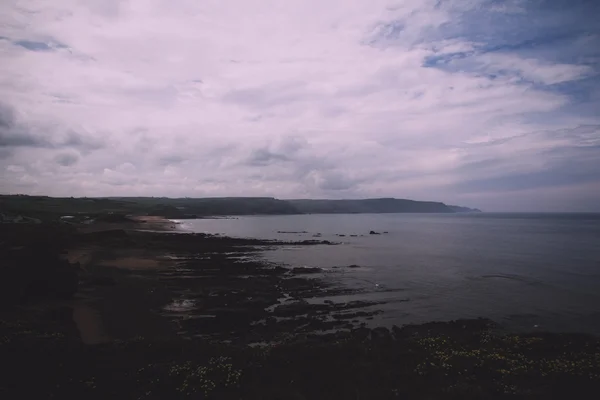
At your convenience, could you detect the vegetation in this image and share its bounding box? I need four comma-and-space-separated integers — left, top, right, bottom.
1, 194, 479, 221
1, 317, 599, 399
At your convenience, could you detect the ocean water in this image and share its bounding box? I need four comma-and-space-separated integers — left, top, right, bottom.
177, 213, 600, 334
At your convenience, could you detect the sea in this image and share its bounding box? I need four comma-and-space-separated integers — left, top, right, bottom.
175, 213, 600, 335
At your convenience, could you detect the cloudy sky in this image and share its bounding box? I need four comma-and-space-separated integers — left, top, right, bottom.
1, 0, 599, 211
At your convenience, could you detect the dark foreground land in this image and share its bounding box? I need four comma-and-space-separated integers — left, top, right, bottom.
1, 221, 599, 399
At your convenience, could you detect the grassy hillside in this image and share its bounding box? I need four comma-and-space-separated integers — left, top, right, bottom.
288, 198, 455, 213
1, 195, 479, 220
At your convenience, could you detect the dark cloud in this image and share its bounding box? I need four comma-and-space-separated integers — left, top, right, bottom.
0, 102, 15, 129
317, 176, 356, 191
243, 136, 310, 167
54, 152, 79, 166
0, 103, 51, 148
0, 102, 104, 151
455, 158, 503, 172
62, 131, 104, 151
158, 155, 186, 166
0, 132, 50, 148
453, 125, 600, 193
246, 148, 289, 166
455, 164, 600, 193
0, 148, 12, 159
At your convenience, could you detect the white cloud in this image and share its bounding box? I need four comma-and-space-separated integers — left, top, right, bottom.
473, 53, 593, 85
0, 0, 599, 210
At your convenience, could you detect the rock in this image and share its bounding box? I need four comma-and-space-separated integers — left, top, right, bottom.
272, 300, 310, 316
94, 213, 135, 223
336, 234, 346, 237
297, 240, 333, 245
371, 327, 392, 342
290, 267, 322, 274
347, 264, 361, 268
352, 327, 371, 341
87, 276, 117, 286
392, 325, 403, 339
369, 231, 381, 235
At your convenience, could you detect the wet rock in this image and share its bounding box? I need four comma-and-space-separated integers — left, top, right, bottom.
392, 325, 402, 339
369, 231, 381, 235
352, 327, 371, 341
334, 311, 378, 320
372, 327, 392, 342
332, 264, 362, 269
293, 239, 333, 245
395, 318, 495, 342
86, 276, 117, 286
271, 301, 329, 317
290, 267, 322, 274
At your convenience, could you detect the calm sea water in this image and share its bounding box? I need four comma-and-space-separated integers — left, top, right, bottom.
177, 213, 600, 334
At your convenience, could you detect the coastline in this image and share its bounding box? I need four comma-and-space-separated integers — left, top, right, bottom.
1, 220, 599, 398
76, 215, 181, 234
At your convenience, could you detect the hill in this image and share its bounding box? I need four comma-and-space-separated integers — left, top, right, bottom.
1, 195, 480, 220
288, 198, 456, 214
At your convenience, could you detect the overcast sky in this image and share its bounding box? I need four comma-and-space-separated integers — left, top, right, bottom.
1, 0, 599, 211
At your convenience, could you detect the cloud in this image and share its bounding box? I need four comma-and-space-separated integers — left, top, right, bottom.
0, 102, 104, 151
157, 154, 185, 166
448, 125, 600, 195
13, 39, 65, 52
307, 170, 365, 192
0, 102, 50, 148
246, 148, 290, 166
54, 152, 79, 166
0, 0, 599, 210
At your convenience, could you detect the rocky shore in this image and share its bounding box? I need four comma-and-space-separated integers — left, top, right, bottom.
1, 221, 599, 399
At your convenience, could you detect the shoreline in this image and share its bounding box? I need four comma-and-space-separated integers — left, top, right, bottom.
1, 221, 600, 398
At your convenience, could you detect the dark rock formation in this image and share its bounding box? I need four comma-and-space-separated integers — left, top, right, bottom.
290, 267, 322, 274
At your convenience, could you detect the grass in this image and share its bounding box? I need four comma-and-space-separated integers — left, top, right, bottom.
2, 317, 599, 399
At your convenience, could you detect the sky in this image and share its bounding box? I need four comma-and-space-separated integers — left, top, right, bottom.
1, 0, 599, 212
